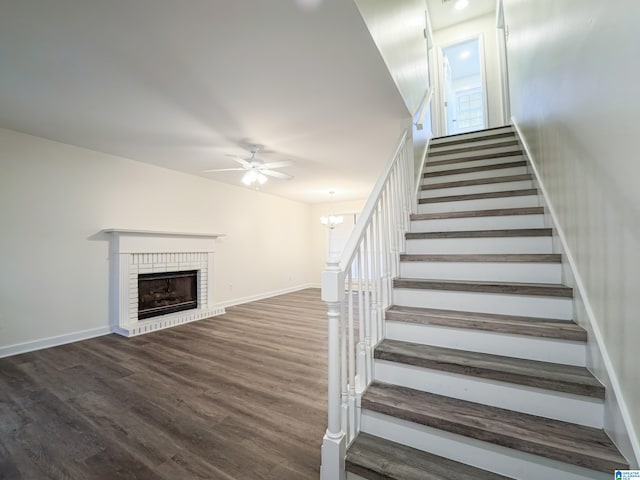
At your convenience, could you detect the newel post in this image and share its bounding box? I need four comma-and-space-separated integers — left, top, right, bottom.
320, 256, 346, 480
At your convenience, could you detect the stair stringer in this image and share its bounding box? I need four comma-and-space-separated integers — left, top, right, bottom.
513, 120, 640, 467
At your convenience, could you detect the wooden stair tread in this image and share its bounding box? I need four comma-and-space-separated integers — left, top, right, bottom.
393, 278, 572, 298
410, 207, 544, 221
431, 128, 515, 147
406, 228, 552, 239
347, 433, 513, 480
385, 305, 587, 341
363, 382, 627, 473
424, 161, 527, 178
400, 254, 561, 263
375, 340, 600, 397
427, 150, 524, 168
429, 139, 520, 157
419, 189, 537, 205
421, 174, 532, 191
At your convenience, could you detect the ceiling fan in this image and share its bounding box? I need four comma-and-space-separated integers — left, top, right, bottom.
203, 145, 293, 186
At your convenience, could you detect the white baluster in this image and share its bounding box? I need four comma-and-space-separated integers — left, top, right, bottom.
370, 213, 379, 347
386, 181, 398, 283
388, 169, 399, 279
347, 270, 356, 443
340, 293, 348, 438
380, 190, 388, 308
395, 162, 405, 261
375, 203, 384, 342
363, 226, 373, 383
390, 166, 400, 265
356, 248, 366, 392
403, 142, 412, 232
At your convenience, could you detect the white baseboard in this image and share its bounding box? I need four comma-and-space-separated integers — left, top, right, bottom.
512, 119, 640, 466
215, 283, 319, 309
0, 326, 113, 359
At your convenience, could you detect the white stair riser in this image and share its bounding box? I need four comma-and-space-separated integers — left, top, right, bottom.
410, 214, 545, 232
374, 361, 601, 427
418, 195, 540, 214
361, 412, 610, 480
426, 155, 523, 173
423, 166, 528, 185
429, 136, 517, 153
385, 321, 585, 366
405, 236, 553, 255
428, 148, 522, 165
399, 261, 562, 284
393, 288, 573, 319
420, 180, 533, 199
347, 473, 368, 480
431, 127, 514, 146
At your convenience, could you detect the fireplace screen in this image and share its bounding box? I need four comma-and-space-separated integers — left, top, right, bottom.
138, 270, 198, 320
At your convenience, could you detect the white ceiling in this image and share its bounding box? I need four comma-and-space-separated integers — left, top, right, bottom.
426, 0, 496, 31
0, 1, 410, 204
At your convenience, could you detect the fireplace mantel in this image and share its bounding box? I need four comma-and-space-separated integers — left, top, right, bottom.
102, 228, 225, 238
104, 229, 225, 337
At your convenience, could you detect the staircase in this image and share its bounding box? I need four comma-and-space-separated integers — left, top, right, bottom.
344, 126, 629, 479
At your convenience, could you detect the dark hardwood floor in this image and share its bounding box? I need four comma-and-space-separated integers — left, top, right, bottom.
0, 289, 327, 480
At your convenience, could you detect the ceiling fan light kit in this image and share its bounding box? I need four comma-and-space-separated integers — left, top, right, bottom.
242, 170, 268, 186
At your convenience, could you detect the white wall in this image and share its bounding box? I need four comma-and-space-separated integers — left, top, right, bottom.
354, 0, 435, 190
433, 13, 503, 132
504, 0, 640, 465
0, 128, 312, 354
354, 0, 430, 115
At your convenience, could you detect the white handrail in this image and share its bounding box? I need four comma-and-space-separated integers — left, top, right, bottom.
415, 86, 434, 130
320, 128, 414, 480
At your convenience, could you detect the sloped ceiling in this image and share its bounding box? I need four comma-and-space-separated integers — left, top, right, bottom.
0, 0, 412, 203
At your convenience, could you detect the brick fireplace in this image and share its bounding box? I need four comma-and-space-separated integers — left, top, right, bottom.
104, 229, 225, 337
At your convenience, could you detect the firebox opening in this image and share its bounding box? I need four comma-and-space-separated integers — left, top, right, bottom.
138, 270, 198, 320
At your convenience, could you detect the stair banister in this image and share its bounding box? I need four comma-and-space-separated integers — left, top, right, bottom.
320, 128, 413, 480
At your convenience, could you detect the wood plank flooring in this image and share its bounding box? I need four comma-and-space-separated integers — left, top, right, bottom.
0, 288, 327, 480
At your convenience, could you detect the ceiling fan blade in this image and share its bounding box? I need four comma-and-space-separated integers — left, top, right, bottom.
261, 160, 294, 170
224, 154, 252, 168
261, 169, 293, 180
202, 168, 245, 173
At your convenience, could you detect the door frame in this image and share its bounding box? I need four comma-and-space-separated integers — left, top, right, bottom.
496, 0, 511, 124
435, 33, 489, 136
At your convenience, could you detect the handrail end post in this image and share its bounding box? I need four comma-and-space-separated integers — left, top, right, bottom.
321, 431, 346, 480
321, 257, 346, 304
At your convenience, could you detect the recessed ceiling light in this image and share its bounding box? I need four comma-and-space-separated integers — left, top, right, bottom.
459, 50, 470, 60
454, 0, 469, 10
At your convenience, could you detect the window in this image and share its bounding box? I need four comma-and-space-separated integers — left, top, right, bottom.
456, 88, 484, 131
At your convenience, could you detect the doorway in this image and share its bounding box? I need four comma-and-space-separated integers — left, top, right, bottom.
441, 37, 487, 135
